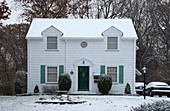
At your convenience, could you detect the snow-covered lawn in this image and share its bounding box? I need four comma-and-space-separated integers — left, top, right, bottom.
0, 95, 169, 111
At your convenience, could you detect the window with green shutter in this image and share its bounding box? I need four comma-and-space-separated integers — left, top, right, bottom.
41, 65, 45, 83
100, 65, 105, 74
119, 65, 124, 84
59, 65, 64, 75
107, 67, 117, 82
47, 67, 57, 82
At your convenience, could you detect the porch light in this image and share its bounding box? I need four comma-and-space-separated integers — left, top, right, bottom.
70, 70, 74, 75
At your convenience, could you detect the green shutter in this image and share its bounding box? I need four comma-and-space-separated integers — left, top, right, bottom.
59, 65, 64, 75
100, 65, 105, 74
41, 65, 45, 83
119, 65, 124, 84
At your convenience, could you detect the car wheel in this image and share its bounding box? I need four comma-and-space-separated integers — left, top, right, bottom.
149, 90, 154, 97
167, 95, 170, 98
159, 94, 162, 97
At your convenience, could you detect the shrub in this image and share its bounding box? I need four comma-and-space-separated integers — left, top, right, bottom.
15, 81, 22, 94
98, 75, 112, 94
59, 73, 72, 91
125, 83, 131, 94
34, 85, 39, 93
131, 100, 170, 111
42, 86, 57, 93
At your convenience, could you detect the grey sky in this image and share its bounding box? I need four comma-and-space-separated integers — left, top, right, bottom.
2, 0, 22, 25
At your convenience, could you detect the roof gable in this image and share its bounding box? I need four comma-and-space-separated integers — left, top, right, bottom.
102, 26, 123, 37
41, 25, 63, 36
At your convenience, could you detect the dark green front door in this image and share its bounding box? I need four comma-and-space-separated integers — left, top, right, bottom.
78, 66, 89, 91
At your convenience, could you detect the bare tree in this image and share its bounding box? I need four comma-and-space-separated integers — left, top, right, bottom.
0, 0, 11, 21
14, 0, 70, 22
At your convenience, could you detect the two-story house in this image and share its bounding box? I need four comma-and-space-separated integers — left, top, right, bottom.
26, 19, 138, 94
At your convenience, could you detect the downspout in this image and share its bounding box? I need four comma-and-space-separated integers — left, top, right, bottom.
64, 39, 67, 73
132, 39, 136, 94
28, 38, 31, 93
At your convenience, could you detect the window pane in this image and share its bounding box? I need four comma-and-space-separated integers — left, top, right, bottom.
47, 73, 57, 82
107, 67, 117, 82
108, 44, 117, 49
47, 37, 57, 43
108, 37, 117, 42
47, 67, 57, 73
47, 37, 57, 49
47, 43, 57, 49
47, 67, 57, 82
107, 37, 118, 49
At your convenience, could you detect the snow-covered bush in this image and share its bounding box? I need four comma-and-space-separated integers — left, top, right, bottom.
131, 100, 170, 111
15, 81, 22, 94
34, 85, 39, 93
98, 74, 112, 94
42, 86, 58, 93
59, 73, 72, 91
125, 83, 131, 94
15, 71, 27, 94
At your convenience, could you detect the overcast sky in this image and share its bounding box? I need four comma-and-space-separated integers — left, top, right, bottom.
2, 0, 23, 25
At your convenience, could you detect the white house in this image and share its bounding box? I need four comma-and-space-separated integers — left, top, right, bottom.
26, 18, 138, 94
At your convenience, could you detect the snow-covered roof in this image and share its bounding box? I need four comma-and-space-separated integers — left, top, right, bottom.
26, 18, 138, 39
136, 69, 142, 76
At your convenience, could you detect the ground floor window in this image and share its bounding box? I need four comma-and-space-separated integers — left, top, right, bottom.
47, 67, 57, 82
107, 67, 117, 82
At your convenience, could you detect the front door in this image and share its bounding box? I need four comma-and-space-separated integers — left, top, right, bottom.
78, 66, 89, 91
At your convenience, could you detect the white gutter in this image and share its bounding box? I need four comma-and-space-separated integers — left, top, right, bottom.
60, 37, 104, 40
26, 37, 43, 39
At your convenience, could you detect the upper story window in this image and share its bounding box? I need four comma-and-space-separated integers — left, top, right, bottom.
107, 67, 117, 82
47, 37, 57, 49
107, 37, 118, 50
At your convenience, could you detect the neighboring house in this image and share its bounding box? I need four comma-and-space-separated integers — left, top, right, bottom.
26, 19, 138, 94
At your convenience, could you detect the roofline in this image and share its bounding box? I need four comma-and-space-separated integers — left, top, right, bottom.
60, 37, 104, 40
26, 37, 43, 39
121, 37, 138, 40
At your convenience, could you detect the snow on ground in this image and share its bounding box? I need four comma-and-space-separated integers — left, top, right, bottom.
0, 95, 169, 111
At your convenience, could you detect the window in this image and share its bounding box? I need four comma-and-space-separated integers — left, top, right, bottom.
81, 41, 88, 48
47, 67, 57, 82
107, 67, 117, 82
47, 37, 57, 49
107, 37, 118, 49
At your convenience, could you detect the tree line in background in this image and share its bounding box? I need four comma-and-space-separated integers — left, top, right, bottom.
0, 0, 169, 95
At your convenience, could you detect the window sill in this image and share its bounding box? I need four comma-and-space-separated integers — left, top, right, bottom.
105, 49, 120, 52
112, 82, 119, 85
45, 49, 59, 51
45, 82, 58, 84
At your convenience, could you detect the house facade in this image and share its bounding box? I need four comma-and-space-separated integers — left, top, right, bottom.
26, 19, 138, 94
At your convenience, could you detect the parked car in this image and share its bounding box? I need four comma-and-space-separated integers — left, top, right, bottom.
135, 82, 144, 95
145, 82, 170, 97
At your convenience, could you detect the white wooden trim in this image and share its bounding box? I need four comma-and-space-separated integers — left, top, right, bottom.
105, 36, 120, 51
45, 65, 59, 84
106, 65, 119, 84
45, 36, 59, 50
